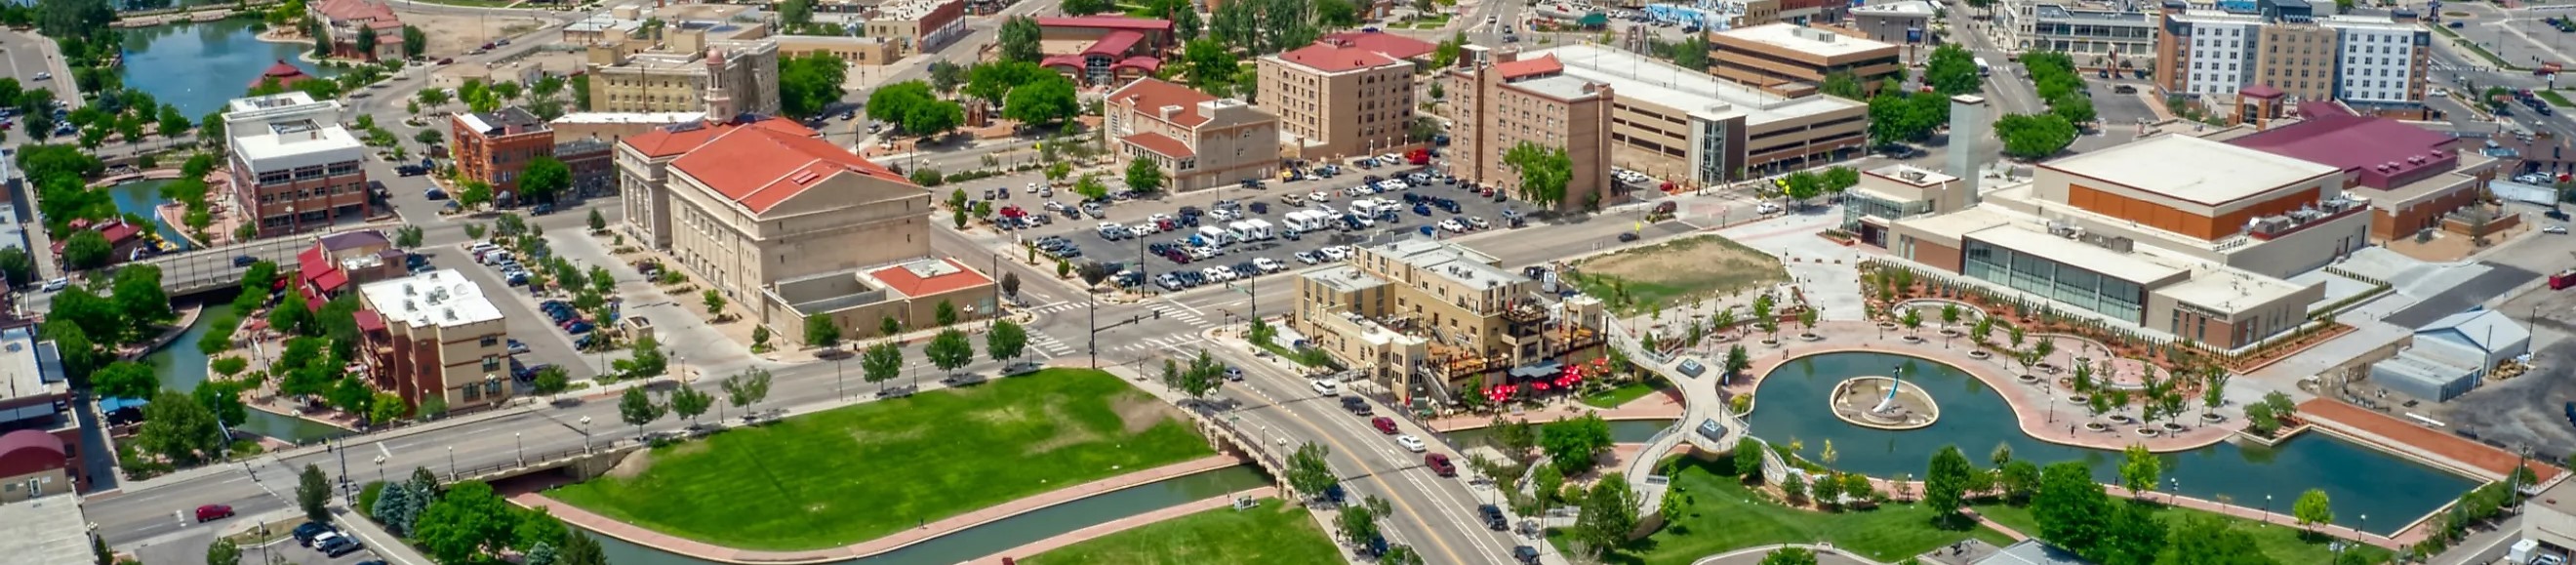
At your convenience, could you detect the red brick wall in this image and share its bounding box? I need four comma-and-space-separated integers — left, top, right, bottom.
1912, 239, 1960, 272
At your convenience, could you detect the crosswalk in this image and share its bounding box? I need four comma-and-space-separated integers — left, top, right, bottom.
1027, 331, 1079, 358
1108, 335, 1209, 355
2433, 61, 2495, 73
1022, 301, 1089, 315
1026, 331, 1208, 357
1148, 303, 1217, 329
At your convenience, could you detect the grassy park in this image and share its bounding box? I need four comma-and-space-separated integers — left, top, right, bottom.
1563, 459, 2013, 564
1579, 382, 1667, 409
1569, 234, 1788, 314
1019, 498, 1339, 565
548, 369, 1214, 550
1972, 502, 2392, 565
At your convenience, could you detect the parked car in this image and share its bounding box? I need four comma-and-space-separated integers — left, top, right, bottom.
506, 339, 530, 355
292, 522, 337, 546
314, 533, 364, 557
1341, 396, 1373, 416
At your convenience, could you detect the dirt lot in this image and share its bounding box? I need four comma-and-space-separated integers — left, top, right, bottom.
394, 7, 551, 57
1569, 234, 1788, 312
2426, 283, 2576, 463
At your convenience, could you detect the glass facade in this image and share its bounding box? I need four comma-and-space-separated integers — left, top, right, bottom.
1961, 239, 2146, 323
1841, 191, 1930, 230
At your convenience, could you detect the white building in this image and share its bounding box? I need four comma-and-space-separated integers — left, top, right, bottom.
2168, 11, 2262, 97
221, 93, 372, 237
2328, 17, 2427, 104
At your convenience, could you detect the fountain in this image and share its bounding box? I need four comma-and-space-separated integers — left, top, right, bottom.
1829, 364, 1938, 430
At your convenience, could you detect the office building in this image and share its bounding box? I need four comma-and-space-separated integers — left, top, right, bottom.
1444, 50, 1615, 209
2158, 10, 2430, 107
864, 0, 968, 57
584, 36, 781, 116
1104, 78, 1281, 192
356, 269, 510, 413
452, 108, 555, 199
221, 93, 371, 238
1258, 35, 1426, 159
1849, 1, 1938, 45
1461, 44, 1867, 189
1289, 239, 1605, 403
2029, 4, 2159, 67
1707, 23, 1902, 97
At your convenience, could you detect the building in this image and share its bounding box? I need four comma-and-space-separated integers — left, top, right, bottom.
308, 0, 403, 61
1104, 78, 1281, 192
2371, 308, 2528, 402
356, 269, 509, 413
1707, 23, 1902, 97
864, 0, 968, 57
1289, 239, 1605, 402
1841, 163, 1969, 243
615, 117, 941, 323
1258, 36, 1425, 160
249, 61, 321, 91
2158, 10, 2430, 106
762, 257, 995, 340
1036, 17, 1175, 86
2226, 101, 2499, 239
1444, 50, 1615, 209
1464, 44, 1869, 188
294, 229, 406, 308
0, 326, 80, 499
452, 108, 556, 200
584, 36, 781, 116
1884, 135, 2367, 349
1849, 1, 1938, 45
2522, 478, 2576, 553
2029, 4, 2159, 69
221, 93, 371, 238
774, 34, 908, 66
0, 490, 89, 558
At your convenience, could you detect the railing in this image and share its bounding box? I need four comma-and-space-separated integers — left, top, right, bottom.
445, 444, 608, 482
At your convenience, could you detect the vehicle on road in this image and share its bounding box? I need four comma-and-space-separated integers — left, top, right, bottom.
29, 72, 47, 81
232, 255, 258, 267
1477, 504, 1509, 530
39, 278, 67, 292
1371, 417, 1398, 434
1425, 453, 1456, 476
194, 504, 233, 522
1310, 378, 1341, 396
1341, 396, 1372, 415
1618, 232, 1640, 242
2550, 225, 2569, 235
1393, 434, 1427, 452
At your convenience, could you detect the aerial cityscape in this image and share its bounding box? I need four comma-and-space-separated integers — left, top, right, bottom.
0, 0, 2566, 563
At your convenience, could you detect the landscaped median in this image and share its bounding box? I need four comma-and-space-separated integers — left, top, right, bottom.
544, 369, 1219, 551
1016, 498, 1340, 565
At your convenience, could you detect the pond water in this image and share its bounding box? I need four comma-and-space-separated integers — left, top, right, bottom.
589, 465, 1274, 565
142, 302, 348, 444
118, 18, 333, 117
104, 179, 191, 249
1748, 352, 2478, 535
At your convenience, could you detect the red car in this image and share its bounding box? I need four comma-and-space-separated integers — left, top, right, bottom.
1371, 417, 1398, 435
1425, 453, 1456, 477
194, 504, 234, 522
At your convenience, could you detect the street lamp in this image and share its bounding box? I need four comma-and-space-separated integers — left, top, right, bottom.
446, 445, 456, 479
515, 431, 525, 465
580, 416, 593, 454
372, 455, 385, 482
2264, 494, 2273, 523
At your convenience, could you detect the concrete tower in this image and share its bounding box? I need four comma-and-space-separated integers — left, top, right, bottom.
1947, 94, 1989, 206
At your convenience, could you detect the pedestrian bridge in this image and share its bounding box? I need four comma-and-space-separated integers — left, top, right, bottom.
132, 226, 378, 296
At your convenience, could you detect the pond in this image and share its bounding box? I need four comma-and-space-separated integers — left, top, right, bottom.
118, 18, 333, 117
103, 179, 191, 250
589, 465, 1274, 565
142, 301, 348, 444
1748, 352, 2477, 535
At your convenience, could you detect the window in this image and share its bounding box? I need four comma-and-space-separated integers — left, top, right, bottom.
482, 355, 503, 372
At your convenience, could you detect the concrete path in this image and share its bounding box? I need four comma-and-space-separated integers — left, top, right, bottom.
965, 487, 1282, 564
507, 455, 1244, 564
1690, 544, 1894, 565
1717, 212, 1872, 321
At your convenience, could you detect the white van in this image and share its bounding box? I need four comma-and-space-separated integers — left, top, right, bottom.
1197, 225, 1232, 246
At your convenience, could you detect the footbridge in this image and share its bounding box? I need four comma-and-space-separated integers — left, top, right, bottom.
1598, 314, 1748, 518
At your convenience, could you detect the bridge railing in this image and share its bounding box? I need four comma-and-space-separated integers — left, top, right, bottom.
446, 444, 606, 482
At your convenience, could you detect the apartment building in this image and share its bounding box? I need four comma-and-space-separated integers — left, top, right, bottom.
1258, 36, 1425, 159
221, 93, 371, 238
452, 107, 555, 199
584, 35, 781, 116
616, 116, 934, 308
2159, 10, 2430, 105
1468, 44, 1868, 189
1104, 79, 1281, 192
864, 0, 967, 56
356, 269, 510, 413
1708, 23, 1902, 97
309, 0, 403, 61
1289, 239, 1604, 403
1443, 50, 1615, 209
1885, 135, 2363, 348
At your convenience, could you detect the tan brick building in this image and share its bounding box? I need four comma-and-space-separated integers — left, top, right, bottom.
1104, 78, 1281, 192
356, 269, 510, 413
1443, 51, 1614, 210
1289, 239, 1604, 404
584, 35, 780, 116
1709, 23, 1902, 97
616, 117, 932, 305
1258, 34, 1429, 160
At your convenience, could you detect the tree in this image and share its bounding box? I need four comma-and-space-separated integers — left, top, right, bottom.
722, 368, 774, 418
402, 25, 427, 59
412, 481, 519, 563
2100, 502, 2170, 565
2157, 514, 2277, 565
1000, 272, 1023, 298
2292, 489, 2333, 530
613, 334, 668, 380
986, 319, 1028, 361
1124, 156, 1167, 194
2000, 460, 2042, 504
556, 531, 609, 565
1820, 72, 1864, 100
205, 539, 242, 565
1161, 349, 1227, 401
1503, 141, 1573, 207
2117, 444, 2161, 496
804, 313, 843, 348
0, 247, 29, 286
531, 365, 571, 395
1733, 440, 1765, 482
998, 17, 1045, 63
298, 464, 333, 523
667, 385, 714, 426
862, 343, 904, 392
1174, 39, 1239, 94
1924, 445, 1975, 524
369, 392, 409, 425
1925, 44, 1983, 96
1073, 173, 1109, 200
1541, 412, 1614, 474
1760, 547, 1820, 565
934, 300, 959, 326
2034, 462, 2113, 555
1286, 442, 1337, 499
353, 22, 378, 60
881, 315, 904, 337
2053, 94, 2097, 126
60, 230, 110, 269
518, 155, 571, 205
1003, 76, 1080, 126
781, 52, 851, 118
1572, 474, 1640, 556
1995, 113, 2078, 159
137, 389, 222, 466
925, 329, 975, 379
703, 289, 728, 317
456, 181, 496, 210
91, 361, 158, 401
779, 0, 814, 28
616, 386, 665, 438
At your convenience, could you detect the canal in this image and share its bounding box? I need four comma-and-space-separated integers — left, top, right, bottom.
1748, 351, 2478, 535
142, 301, 347, 444
103, 179, 191, 249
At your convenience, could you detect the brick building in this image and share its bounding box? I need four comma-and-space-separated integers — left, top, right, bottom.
356, 269, 510, 414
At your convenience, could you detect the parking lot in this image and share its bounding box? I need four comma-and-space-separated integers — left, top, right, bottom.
1013, 163, 1542, 293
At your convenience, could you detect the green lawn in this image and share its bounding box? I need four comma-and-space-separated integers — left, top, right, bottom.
2542, 90, 2575, 107
549, 369, 1215, 550
1580, 382, 1668, 409
1019, 498, 1340, 565
1561, 458, 2014, 564
1972, 502, 2392, 565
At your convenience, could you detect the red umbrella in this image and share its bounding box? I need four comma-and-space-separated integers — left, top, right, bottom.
1533, 382, 1550, 391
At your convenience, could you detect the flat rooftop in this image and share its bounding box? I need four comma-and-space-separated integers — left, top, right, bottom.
0, 326, 64, 410
2034, 4, 2153, 23
551, 111, 708, 125
1968, 224, 2185, 284
1869, 163, 1957, 186
2043, 135, 2339, 206
234, 123, 363, 173
1539, 44, 1863, 125
357, 269, 505, 329
2155, 264, 2312, 314
1303, 264, 1390, 294
0, 494, 91, 565
1714, 23, 1896, 58
1851, 0, 1937, 16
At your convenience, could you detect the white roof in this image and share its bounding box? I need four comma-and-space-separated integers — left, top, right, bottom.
0, 494, 90, 565
1715, 23, 1896, 58
358, 269, 505, 329
1851, 0, 1937, 16
1967, 224, 2185, 284
2042, 135, 2338, 206
233, 126, 364, 175
551, 111, 709, 125
1541, 44, 1863, 125
2416, 309, 2530, 355
2153, 265, 2311, 315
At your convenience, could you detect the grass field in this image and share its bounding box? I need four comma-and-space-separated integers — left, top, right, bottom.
548, 369, 1215, 550
1570, 235, 1787, 314
1972, 502, 2392, 565
1580, 382, 1667, 409
1562, 458, 2013, 564
1019, 498, 1340, 565
2543, 90, 2574, 107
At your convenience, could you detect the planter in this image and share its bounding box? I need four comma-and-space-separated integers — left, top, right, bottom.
1799, 333, 1823, 342
1939, 328, 1961, 338
2200, 413, 2227, 424
2135, 427, 2162, 437
2108, 414, 2135, 424
2161, 422, 2187, 431
1902, 335, 1925, 343
1967, 350, 1992, 360
2084, 422, 2110, 432
2070, 394, 2090, 404
1878, 321, 1899, 330
1761, 338, 1781, 346
2016, 374, 2041, 383
2033, 362, 2058, 373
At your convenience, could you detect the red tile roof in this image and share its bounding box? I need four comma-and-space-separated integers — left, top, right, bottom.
315, 0, 399, 22
1113, 56, 1162, 72
1278, 43, 1402, 73
98, 222, 141, 244
1320, 30, 1438, 61
669, 126, 911, 214
1036, 16, 1174, 31
1495, 55, 1564, 80
2238, 84, 2284, 99
1107, 78, 1216, 127
2229, 113, 2460, 190
251, 61, 316, 89
1124, 132, 1195, 158
1084, 30, 1146, 57
621, 118, 818, 158
868, 258, 991, 298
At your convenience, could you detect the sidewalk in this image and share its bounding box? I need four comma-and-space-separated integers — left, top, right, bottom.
507, 455, 1245, 564
965, 487, 1281, 564
332, 505, 436, 565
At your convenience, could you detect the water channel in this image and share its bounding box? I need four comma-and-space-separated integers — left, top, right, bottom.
118, 18, 332, 117
1749, 351, 2477, 535
142, 301, 348, 443
588, 465, 1273, 565
103, 179, 191, 248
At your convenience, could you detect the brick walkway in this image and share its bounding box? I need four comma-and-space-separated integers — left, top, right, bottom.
965, 487, 1282, 564
2297, 398, 2561, 483
507, 455, 1245, 564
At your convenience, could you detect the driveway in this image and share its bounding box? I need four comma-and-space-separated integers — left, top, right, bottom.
2382, 262, 2544, 327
